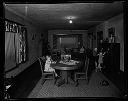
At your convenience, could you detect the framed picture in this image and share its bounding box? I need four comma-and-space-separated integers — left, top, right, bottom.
108, 27, 115, 37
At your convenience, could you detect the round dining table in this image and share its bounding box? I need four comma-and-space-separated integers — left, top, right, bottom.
51, 61, 81, 86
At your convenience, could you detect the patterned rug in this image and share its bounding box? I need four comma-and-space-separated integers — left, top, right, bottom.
28, 71, 122, 98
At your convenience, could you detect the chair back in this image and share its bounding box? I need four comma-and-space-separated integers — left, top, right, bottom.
38, 57, 46, 73
51, 50, 60, 61
61, 54, 71, 61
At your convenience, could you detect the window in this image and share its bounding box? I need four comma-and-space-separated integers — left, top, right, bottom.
5, 20, 27, 72
53, 34, 82, 49
58, 37, 78, 48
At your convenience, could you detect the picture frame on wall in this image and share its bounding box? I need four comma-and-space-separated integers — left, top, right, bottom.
108, 27, 116, 43
108, 27, 115, 37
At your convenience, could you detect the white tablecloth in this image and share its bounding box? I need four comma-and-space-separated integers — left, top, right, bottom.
59, 60, 79, 65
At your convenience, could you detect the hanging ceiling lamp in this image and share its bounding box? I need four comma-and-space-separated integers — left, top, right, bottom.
64, 16, 77, 24
68, 16, 73, 24
66, 16, 76, 24
69, 19, 73, 24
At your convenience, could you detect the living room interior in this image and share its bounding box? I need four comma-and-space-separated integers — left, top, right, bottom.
4, 1, 127, 98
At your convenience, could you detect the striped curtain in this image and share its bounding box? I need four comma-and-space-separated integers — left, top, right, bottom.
15, 32, 21, 64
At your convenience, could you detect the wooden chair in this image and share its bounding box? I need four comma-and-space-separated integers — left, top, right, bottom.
51, 50, 60, 61
38, 57, 57, 85
74, 56, 90, 86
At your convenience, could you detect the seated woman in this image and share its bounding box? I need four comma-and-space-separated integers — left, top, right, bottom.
44, 55, 59, 77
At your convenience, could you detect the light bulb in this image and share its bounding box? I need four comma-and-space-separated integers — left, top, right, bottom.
69, 20, 72, 24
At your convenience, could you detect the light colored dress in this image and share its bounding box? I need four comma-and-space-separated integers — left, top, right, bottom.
98, 52, 103, 64
44, 56, 58, 76
97, 52, 104, 70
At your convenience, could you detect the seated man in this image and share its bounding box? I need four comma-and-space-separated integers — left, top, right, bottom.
80, 46, 85, 53
44, 55, 59, 77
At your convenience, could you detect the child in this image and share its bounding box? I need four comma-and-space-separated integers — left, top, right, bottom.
44, 55, 58, 77
96, 48, 105, 72
93, 48, 98, 71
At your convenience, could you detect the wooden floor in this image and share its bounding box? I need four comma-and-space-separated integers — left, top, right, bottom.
28, 71, 122, 98
7, 60, 126, 98
102, 69, 126, 95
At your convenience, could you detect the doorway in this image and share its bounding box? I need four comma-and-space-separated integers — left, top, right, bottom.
97, 31, 103, 50
87, 33, 93, 49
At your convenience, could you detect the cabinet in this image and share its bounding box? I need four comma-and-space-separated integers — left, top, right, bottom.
102, 43, 120, 72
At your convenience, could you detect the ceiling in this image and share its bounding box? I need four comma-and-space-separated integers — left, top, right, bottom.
5, 2, 123, 30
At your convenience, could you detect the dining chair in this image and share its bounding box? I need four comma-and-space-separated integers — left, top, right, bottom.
74, 56, 90, 86
38, 57, 57, 85
51, 50, 60, 61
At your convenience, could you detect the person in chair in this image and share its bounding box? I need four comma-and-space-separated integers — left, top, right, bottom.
80, 46, 85, 54
44, 55, 60, 77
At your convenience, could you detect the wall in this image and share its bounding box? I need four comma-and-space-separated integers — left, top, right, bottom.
5, 8, 44, 78
88, 13, 124, 71
48, 30, 88, 49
